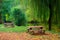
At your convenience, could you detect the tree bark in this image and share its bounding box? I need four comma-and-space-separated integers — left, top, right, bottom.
0, 13, 2, 24
48, 4, 53, 31
0, 0, 2, 24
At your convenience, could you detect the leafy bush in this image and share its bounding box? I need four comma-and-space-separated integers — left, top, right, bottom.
13, 9, 27, 26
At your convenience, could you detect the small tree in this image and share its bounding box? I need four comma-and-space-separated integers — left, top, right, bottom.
13, 9, 26, 26
2, 8, 10, 23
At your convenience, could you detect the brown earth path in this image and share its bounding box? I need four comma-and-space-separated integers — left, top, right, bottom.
0, 32, 60, 40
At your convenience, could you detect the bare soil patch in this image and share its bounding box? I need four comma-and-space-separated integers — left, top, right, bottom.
0, 32, 59, 40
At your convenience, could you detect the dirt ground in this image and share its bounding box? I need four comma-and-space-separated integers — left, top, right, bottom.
0, 32, 60, 40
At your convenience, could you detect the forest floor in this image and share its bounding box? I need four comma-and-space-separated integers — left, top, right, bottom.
0, 32, 60, 40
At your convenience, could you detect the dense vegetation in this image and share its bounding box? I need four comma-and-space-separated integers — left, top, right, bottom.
0, 0, 60, 32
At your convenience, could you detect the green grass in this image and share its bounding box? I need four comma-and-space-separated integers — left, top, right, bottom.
0, 24, 28, 32
0, 24, 60, 34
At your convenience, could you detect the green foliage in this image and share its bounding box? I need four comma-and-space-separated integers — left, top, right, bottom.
13, 9, 26, 26
0, 0, 60, 31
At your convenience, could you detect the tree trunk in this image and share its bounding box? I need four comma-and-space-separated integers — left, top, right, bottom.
0, 0, 2, 24
48, 4, 53, 31
0, 13, 2, 24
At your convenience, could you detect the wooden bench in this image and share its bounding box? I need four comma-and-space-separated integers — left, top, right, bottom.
4, 22, 14, 27
27, 26, 45, 35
